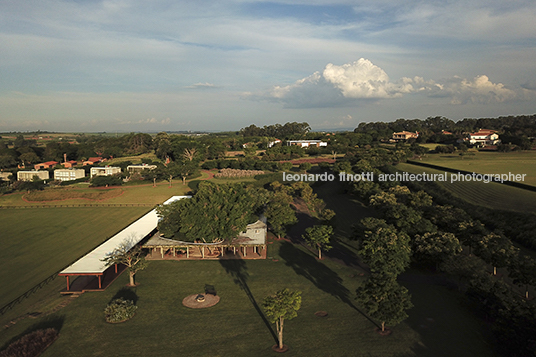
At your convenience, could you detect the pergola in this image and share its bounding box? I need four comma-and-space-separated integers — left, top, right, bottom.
58, 196, 191, 292
142, 220, 267, 259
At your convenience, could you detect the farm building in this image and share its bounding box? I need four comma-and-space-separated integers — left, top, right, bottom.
33, 161, 58, 170
142, 218, 268, 260
90, 166, 121, 178
54, 168, 85, 181
17, 170, 49, 181
62, 160, 79, 168
286, 140, 327, 148
58, 196, 191, 292
83, 157, 105, 166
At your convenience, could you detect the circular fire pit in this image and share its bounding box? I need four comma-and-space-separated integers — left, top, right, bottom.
182, 294, 220, 309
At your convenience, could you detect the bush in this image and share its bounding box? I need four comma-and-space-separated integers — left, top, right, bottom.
90, 174, 123, 187
0, 328, 58, 357
104, 298, 137, 323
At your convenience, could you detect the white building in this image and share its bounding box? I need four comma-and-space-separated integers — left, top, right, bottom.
90, 166, 121, 178
286, 140, 327, 148
17, 170, 50, 181
127, 164, 157, 174
54, 168, 86, 181
465, 129, 500, 146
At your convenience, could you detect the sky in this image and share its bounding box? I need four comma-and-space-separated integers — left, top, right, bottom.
1, 0, 536, 132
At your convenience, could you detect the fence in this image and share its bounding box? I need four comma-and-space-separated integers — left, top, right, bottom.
0, 203, 154, 209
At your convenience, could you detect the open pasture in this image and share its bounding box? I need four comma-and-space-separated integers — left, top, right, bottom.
397, 163, 536, 214
419, 151, 536, 187
0, 207, 149, 307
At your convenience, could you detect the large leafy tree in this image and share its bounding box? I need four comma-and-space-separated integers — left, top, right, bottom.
357, 274, 413, 332
262, 288, 302, 350
102, 241, 148, 286
475, 232, 519, 276
302, 224, 333, 259
359, 218, 411, 277
265, 191, 297, 239
413, 231, 462, 266
509, 255, 536, 299
157, 182, 267, 242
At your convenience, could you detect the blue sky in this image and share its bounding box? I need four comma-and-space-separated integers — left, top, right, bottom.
1, 0, 535, 132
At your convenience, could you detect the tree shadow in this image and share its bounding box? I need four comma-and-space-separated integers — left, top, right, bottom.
0, 314, 65, 351
219, 259, 277, 343
110, 287, 139, 305
279, 241, 379, 327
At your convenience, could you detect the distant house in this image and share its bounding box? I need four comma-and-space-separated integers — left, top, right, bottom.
54, 168, 85, 181
0, 172, 12, 181
392, 131, 419, 141
90, 166, 121, 178
83, 157, 105, 166
17, 170, 49, 181
286, 140, 327, 148
441, 130, 453, 135
465, 129, 500, 146
268, 139, 282, 148
127, 164, 157, 174
62, 160, 79, 168
33, 161, 58, 170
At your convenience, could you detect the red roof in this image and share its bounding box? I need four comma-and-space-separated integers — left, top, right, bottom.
42, 161, 58, 166
86, 157, 103, 163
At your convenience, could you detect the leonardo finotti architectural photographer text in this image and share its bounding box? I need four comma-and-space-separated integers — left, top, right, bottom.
283, 171, 527, 184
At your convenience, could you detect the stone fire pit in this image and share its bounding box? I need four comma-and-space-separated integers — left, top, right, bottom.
182, 293, 220, 308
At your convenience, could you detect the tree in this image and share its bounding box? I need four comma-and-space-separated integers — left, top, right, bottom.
157, 182, 267, 243
475, 232, 519, 275
178, 161, 197, 185
302, 225, 333, 259
359, 218, 411, 277
357, 274, 413, 332
413, 231, 462, 266
182, 147, 198, 162
298, 162, 312, 173
262, 288, 302, 350
508, 255, 536, 299
265, 191, 297, 239
102, 240, 148, 286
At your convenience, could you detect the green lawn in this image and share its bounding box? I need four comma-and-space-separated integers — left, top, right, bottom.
418, 151, 536, 187
0, 207, 149, 307
0, 239, 497, 357
397, 162, 536, 214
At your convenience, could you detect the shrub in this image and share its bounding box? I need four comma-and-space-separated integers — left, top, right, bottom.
104, 298, 137, 323
0, 328, 58, 357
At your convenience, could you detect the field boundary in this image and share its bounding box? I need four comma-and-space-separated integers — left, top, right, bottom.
0, 203, 154, 209
406, 160, 536, 192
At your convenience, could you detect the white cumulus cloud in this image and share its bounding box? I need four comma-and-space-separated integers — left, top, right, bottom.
254, 58, 518, 108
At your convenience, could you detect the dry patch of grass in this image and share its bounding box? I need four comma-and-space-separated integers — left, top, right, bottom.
23, 187, 123, 202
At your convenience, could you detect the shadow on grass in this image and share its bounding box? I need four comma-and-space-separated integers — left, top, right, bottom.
219, 259, 277, 343
0, 314, 65, 352
111, 287, 139, 305
279, 241, 379, 328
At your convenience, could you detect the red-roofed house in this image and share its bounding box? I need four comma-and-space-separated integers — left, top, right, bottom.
83, 157, 105, 166
465, 129, 500, 146
34, 161, 59, 170
62, 160, 79, 168
392, 131, 419, 141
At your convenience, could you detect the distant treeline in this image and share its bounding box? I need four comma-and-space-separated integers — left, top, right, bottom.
354, 114, 536, 143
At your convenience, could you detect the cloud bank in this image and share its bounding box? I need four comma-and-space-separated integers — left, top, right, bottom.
254, 58, 519, 108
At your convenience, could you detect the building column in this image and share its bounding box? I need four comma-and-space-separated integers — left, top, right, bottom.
160, 247, 164, 258
98, 275, 102, 289
187, 246, 189, 258
115, 264, 118, 273
66, 276, 70, 291
202, 246, 205, 259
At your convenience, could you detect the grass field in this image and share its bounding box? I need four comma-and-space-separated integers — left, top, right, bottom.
0, 207, 149, 307
0, 182, 190, 207
418, 151, 536, 187
397, 162, 536, 214
0, 238, 497, 357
